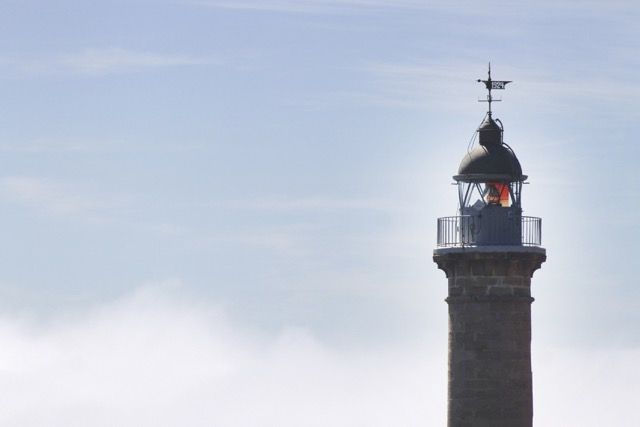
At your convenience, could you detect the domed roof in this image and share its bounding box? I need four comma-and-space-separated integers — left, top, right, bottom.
455, 143, 524, 182
454, 115, 525, 182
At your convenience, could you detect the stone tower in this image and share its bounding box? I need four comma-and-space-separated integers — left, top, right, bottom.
433, 66, 546, 427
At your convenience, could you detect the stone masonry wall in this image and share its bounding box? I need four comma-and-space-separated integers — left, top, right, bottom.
434, 250, 545, 427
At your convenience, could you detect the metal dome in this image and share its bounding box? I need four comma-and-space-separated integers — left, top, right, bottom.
453, 116, 525, 183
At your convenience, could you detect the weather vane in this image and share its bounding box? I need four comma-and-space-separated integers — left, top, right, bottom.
477, 63, 511, 116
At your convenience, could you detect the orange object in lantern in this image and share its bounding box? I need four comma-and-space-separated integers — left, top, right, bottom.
486, 182, 510, 207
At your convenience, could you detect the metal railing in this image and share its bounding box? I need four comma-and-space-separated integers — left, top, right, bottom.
521, 216, 542, 247
437, 215, 541, 247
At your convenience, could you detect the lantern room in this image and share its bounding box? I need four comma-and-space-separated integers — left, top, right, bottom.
455, 115, 524, 214
435, 67, 541, 248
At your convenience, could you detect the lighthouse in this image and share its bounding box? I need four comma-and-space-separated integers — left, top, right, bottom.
433, 65, 546, 427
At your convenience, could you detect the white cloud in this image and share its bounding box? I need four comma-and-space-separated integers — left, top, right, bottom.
0, 284, 635, 426
533, 346, 640, 426
0, 285, 445, 426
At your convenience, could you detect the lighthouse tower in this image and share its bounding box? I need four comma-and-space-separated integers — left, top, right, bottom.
433, 66, 546, 427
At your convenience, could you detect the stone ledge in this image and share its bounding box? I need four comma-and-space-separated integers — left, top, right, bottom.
446, 295, 535, 304
434, 246, 546, 256
434, 249, 546, 279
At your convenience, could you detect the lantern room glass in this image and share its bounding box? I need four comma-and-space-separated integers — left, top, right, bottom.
457, 180, 522, 212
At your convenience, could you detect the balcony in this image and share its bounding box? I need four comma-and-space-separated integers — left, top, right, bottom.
437, 215, 541, 247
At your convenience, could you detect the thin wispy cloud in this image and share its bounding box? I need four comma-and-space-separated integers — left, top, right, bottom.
193, 0, 637, 16
0, 48, 210, 77
0, 176, 126, 222
0, 176, 192, 237
0, 137, 206, 155
192, 0, 429, 14
214, 195, 412, 213
298, 60, 640, 113
60, 48, 209, 76
295, 61, 483, 110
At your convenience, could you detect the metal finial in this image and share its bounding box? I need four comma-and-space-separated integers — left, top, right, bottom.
477, 63, 511, 116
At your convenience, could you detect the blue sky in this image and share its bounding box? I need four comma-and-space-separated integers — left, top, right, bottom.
0, 1, 638, 425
